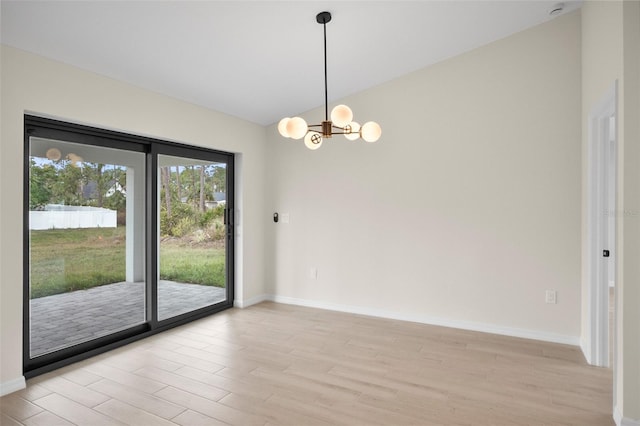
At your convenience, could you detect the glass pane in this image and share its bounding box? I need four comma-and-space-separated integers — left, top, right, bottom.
28, 137, 145, 358
158, 155, 227, 321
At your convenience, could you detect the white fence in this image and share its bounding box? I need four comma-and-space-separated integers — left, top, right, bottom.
30, 205, 117, 230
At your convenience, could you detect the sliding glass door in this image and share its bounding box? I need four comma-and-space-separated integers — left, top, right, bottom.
157, 154, 231, 321
24, 116, 234, 375
27, 137, 146, 358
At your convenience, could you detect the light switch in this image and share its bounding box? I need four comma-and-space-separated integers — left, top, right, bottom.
545, 290, 557, 304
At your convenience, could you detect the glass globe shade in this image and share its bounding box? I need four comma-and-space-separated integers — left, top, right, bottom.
304, 132, 323, 150
286, 117, 308, 140
344, 122, 360, 141
67, 153, 83, 166
46, 148, 62, 161
361, 121, 382, 142
330, 104, 353, 127
278, 118, 291, 137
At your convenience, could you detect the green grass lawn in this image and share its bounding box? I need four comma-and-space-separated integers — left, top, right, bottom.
30, 227, 225, 299
160, 244, 225, 288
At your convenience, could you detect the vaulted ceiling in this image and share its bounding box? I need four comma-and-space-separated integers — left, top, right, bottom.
1, 1, 581, 125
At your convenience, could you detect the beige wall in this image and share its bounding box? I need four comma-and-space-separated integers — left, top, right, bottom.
581, 1, 640, 421
0, 41, 4, 390
621, 1, 640, 420
266, 13, 582, 342
0, 45, 266, 386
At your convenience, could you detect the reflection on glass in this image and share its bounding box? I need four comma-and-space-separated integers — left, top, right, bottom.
28, 137, 145, 358
157, 155, 227, 320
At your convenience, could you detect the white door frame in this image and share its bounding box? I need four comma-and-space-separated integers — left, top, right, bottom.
586, 82, 617, 368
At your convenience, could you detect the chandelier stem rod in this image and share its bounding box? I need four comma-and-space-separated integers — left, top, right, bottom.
323, 20, 328, 122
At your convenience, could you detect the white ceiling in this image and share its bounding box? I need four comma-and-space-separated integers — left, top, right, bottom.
1, 1, 581, 126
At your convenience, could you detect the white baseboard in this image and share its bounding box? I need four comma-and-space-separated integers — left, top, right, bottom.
265, 294, 580, 346
615, 406, 640, 426
0, 376, 26, 396
234, 294, 268, 308
613, 405, 640, 426
580, 337, 592, 364
615, 406, 622, 426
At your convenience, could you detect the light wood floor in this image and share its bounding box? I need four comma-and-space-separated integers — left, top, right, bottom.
1, 302, 613, 425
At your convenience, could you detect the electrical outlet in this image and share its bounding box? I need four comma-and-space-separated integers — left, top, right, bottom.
545, 290, 557, 304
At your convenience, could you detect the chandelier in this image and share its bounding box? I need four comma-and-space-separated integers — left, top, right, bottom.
278, 11, 381, 150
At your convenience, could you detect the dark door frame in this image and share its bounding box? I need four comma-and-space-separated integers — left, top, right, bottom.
23, 115, 235, 377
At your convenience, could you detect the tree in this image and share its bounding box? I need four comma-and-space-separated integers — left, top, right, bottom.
174, 166, 182, 202
210, 165, 226, 195
50, 159, 84, 205
103, 190, 125, 212
101, 165, 127, 212
199, 165, 205, 212
29, 160, 56, 209
190, 166, 197, 205
162, 166, 172, 217
82, 163, 109, 207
